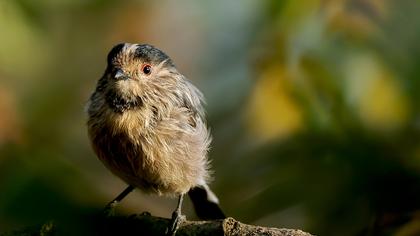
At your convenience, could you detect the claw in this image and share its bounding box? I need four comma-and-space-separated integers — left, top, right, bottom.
102, 185, 135, 217
166, 194, 186, 236
166, 212, 186, 236
103, 200, 118, 217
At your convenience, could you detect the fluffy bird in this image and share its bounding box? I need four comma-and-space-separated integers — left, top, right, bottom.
86, 43, 224, 235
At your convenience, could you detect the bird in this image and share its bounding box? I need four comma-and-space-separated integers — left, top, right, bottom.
86, 43, 225, 235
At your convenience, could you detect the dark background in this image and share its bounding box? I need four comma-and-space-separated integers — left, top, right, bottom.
0, 0, 419, 235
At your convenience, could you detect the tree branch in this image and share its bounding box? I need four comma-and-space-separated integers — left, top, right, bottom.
2, 213, 314, 236
92, 212, 314, 236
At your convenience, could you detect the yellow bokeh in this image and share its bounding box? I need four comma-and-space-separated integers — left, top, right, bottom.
247, 65, 304, 142
345, 53, 410, 131
360, 75, 409, 131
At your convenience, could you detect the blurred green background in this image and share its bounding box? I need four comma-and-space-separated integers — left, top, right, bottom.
1, 0, 419, 235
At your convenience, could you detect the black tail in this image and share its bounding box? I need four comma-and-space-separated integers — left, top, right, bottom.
188, 184, 226, 220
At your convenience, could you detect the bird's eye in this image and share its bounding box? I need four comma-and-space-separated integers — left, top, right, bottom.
141, 64, 152, 75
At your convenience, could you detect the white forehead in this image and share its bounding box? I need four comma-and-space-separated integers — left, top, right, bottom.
122, 43, 138, 53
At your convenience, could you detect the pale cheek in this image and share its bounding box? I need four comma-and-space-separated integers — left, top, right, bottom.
132, 70, 141, 80
131, 83, 144, 97
114, 80, 135, 96
121, 79, 144, 97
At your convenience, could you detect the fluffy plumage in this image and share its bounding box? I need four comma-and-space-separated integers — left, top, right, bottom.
87, 43, 212, 196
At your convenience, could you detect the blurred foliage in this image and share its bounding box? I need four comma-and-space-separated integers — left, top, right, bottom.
0, 0, 419, 235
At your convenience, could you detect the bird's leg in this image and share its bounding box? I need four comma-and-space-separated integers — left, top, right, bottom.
166, 194, 186, 236
103, 185, 135, 216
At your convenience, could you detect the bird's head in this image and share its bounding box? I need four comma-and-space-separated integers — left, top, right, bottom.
99, 43, 181, 113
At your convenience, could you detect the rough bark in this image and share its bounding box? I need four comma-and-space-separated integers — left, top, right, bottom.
2, 213, 314, 236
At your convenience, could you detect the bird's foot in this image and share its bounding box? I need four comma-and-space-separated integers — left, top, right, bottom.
102, 200, 118, 217
166, 211, 186, 236
139, 211, 152, 217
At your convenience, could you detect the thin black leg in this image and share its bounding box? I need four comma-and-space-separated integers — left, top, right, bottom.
103, 185, 135, 216
167, 194, 186, 236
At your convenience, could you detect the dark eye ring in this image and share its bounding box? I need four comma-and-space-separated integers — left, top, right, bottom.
141, 64, 152, 75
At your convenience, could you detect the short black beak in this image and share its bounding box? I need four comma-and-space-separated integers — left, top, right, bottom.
114, 69, 129, 80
